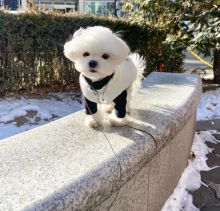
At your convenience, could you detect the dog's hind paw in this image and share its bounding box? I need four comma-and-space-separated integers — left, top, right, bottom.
110, 116, 128, 126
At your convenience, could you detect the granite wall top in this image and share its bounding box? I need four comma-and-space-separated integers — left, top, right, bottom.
0, 72, 202, 210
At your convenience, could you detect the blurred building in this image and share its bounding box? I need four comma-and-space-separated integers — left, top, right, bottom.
0, 0, 121, 17
1, 0, 21, 9
84, 0, 114, 16
31, 0, 79, 13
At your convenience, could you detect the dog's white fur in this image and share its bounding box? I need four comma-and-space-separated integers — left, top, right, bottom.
64, 26, 145, 127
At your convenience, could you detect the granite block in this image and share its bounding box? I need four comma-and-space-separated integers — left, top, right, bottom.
94, 165, 149, 211
0, 72, 202, 211
130, 72, 202, 152
147, 115, 195, 211
0, 111, 156, 211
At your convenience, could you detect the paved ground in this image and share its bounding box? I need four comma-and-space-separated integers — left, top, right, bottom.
184, 51, 212, 71
185, 51, 220, 210
184, 51, 214, 80
193, 120, 220, 210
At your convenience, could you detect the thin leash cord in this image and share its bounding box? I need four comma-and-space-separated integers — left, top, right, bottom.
82, 96, 122, 211
125, 125, 158, 152
82, 96, 157, 210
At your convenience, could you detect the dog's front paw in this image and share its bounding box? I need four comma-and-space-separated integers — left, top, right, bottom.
102, 103, 115, 113
110, 115, 128, 126
85, 115, 98, 128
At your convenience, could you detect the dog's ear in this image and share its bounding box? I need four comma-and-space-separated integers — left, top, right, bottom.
64, 28, 84, 61
115, 37, 130, 63
64, 40, 77, 61
73, 27, 83, 39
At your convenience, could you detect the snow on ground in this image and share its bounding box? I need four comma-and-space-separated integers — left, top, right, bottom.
197, 88, 220, 120
162, 131, 219, 211
0, 92, 83, 140
162, 87, 220, 210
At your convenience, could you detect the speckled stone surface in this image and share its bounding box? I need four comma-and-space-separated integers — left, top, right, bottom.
0, 72, 201, 211
95, 116, 195, 211
0, 113, 156, 211
130, 72, 202, 152
94, 165, 149, 211
148, 115, 195, 211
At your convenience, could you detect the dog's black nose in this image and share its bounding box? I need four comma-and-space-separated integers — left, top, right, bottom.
88, 60, 98, 68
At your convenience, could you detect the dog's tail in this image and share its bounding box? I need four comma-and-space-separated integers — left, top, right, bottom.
129, 53, 146, 95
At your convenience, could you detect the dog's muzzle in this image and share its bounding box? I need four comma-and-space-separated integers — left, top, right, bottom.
90, 69, 97, 73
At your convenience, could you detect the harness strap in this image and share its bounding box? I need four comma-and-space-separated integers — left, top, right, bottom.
83, 73, 114, 90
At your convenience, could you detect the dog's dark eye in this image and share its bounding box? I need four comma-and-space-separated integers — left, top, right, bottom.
83, 52, 90, 57
102, 54, 109, 59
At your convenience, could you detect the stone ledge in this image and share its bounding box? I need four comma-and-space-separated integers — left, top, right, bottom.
130, 72, 202, 151
0, 72, 202, 211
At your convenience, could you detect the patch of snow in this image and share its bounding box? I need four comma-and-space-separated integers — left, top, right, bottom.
162, 131, 218, 211
0, 92, 83, 140
197, 88, 220, 120
0, 108, 27, 122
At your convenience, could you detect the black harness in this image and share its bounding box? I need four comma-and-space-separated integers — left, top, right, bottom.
83, 73, 114, 90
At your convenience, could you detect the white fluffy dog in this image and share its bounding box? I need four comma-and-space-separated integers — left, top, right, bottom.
64, 26, 145, 128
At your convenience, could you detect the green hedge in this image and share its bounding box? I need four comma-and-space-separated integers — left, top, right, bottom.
0, 10, 183, 95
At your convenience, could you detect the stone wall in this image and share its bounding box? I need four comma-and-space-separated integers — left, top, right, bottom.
0, 72, 202, 211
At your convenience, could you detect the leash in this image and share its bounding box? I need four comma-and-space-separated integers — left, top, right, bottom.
82, 96, 122, 211
81, 95, 157, 210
